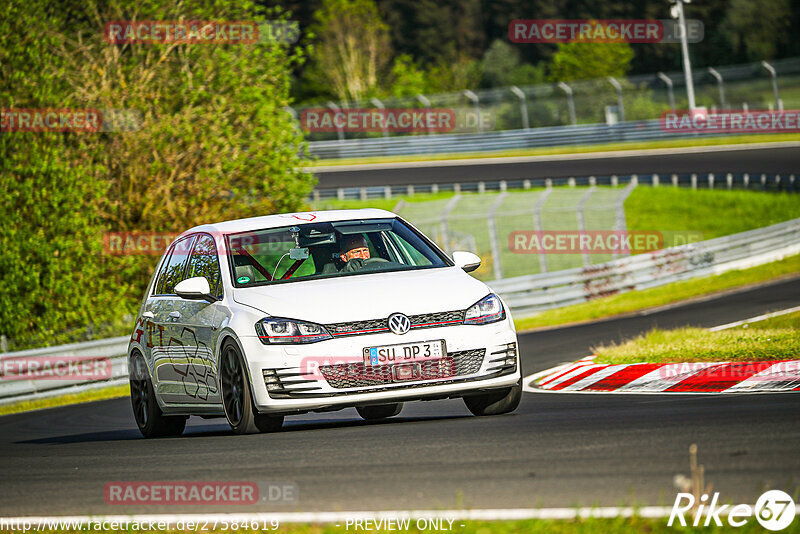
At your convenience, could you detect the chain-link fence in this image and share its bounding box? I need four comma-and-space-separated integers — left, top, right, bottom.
294, 57, 800, 142
392, 183, 637, 282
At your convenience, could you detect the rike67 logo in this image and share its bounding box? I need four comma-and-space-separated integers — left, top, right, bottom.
669, 490, 796, 531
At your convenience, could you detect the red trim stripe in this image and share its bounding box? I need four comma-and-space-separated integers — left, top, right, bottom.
665, 362, 778, 392
539, 362, 597, 386
586, 363, 665, 391
549, 365, 608, 390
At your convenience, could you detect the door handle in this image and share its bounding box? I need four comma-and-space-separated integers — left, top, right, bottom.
142, 311, 155, 319
169, 311, 182, 320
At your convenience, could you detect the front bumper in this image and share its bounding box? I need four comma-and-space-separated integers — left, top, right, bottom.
239, 321, 520, 414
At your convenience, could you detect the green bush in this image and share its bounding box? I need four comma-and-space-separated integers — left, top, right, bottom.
0, 0, 315, 350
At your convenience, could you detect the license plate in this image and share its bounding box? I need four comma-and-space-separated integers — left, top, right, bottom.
363, 340, 446, 367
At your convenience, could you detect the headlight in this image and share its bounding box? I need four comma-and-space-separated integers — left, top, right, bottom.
464, 294, 505, 325
255, 318, 332, 344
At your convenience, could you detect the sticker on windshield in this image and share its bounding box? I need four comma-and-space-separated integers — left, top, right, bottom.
237, 276, 251, 284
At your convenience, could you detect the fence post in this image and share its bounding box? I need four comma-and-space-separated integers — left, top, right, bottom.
672, 174, 679, 187
657, 72, 676, 110
576, 186, 597, 268
707, 68, 727, 108
370, 97, 389, 137
608, 77, 625, 122
326, 101, 345, 142
384, 186, 392, 199
557, 82, 577, 126
691, 173, 697, 190
761, 61, 781, 111
416, 94, 434, 135
488, 192, 509, 280
510, 86, 530, 130
440, 195, 462, 255
533, 188, 553, 273
708, 173, 714, 190
653, 174, 660, 187
463, 90, 482, 133
613, 181, 638, 260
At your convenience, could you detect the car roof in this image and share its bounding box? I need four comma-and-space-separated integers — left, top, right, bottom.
179, 209, 398, 238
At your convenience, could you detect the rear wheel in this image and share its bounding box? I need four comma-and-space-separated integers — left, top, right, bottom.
129, 352, 187, 438
220, 341, 283, 434
356, 403, 403, 420
463, 380, 522, 416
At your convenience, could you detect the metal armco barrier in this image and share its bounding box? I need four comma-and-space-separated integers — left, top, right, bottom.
488, 217, 800, 315
1, 218, 798, 405
0, 336, 129, 405
308, 120, 684, 159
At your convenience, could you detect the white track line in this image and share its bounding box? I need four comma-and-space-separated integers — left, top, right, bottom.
0, 507, 678, 526
709, 305, 800, 331
306, 141, 800, 173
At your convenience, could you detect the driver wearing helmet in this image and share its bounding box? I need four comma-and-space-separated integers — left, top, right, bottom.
339, 233, 370, 263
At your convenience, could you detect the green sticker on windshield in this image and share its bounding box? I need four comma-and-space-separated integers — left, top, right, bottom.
237, 276, 250, 284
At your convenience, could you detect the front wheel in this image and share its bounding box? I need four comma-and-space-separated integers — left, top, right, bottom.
463, 380, 522, 416
130, 352, 187, 438
356, 403, 403, 420
220, 341, 283, 434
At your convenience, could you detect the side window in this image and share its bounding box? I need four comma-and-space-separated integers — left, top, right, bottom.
186, 234, 222, 298
155, 236, 195, 295
154, 248, 174, 295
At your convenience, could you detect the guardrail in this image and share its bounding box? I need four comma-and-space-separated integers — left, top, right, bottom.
308, 120, 678, 159
2, 218, 798, 405
0, 336, 129, 405
312, 172, 798, 201
488, 217, 800, 315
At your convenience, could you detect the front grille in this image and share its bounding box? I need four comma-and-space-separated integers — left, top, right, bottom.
320, 349, 485, 389
326, 310, 465, 337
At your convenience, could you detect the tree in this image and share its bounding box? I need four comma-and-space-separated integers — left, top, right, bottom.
1, 0, 315, 349
721, 0, 792, 61
548, 41, 634, 82
309, 0, 392, 102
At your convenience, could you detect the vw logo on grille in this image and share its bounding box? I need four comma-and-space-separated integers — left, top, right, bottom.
387, 313, 411, 335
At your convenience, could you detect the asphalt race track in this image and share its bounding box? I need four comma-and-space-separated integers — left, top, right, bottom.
1, 276, 798, 516
312, 144, 800, 188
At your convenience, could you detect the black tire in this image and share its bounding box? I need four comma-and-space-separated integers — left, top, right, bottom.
129, 352, 187, 438
220, 340, 283, 434
356, 403, 403, 420
463, 380, 522, 416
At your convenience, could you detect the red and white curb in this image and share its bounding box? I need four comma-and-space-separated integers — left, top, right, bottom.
525, 356, 800, 394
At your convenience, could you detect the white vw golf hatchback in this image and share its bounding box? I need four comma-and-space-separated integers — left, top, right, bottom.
128, 209, 521, 437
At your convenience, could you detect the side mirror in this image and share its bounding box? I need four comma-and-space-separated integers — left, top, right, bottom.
174, 276, 216, 303
452, 251, 481, 273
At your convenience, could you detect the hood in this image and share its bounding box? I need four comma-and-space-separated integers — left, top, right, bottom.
232, 267, 490, 323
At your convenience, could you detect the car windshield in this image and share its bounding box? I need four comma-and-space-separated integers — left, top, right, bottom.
225, 217, 450, 287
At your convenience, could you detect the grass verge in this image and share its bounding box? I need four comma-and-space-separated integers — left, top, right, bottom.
303, 134, 800, 168
594, 311, 800, 364
514, 253, 800, 332
28, 518, 799, 534
0, 383, 129, 416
